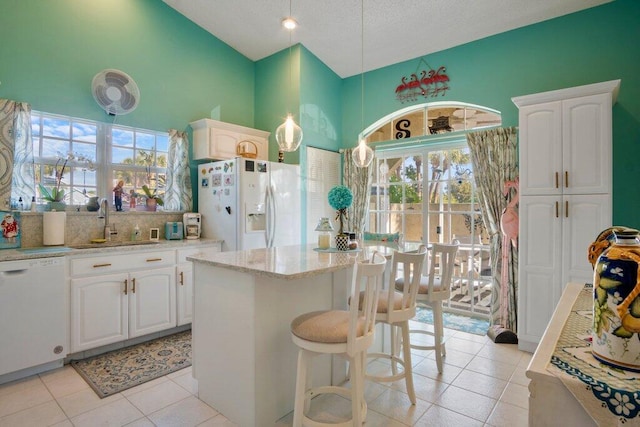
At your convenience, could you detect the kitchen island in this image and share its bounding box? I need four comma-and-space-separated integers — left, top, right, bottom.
188, 244, 365, 427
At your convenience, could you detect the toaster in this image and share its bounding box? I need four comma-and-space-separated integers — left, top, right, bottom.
165, 222, 184, 240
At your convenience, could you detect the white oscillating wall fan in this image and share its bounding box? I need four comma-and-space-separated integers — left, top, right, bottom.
91, 69, 140, 115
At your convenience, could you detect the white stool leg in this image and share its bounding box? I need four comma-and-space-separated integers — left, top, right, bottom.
432, 302, 445, 373
400, 321, 416, 404
293, 349, 310, 427
351, 353, 363, 426
390, 324, 398, 376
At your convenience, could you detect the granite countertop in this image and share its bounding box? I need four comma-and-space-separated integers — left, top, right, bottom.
0, 238, 223, 262
187, 243, 367, 280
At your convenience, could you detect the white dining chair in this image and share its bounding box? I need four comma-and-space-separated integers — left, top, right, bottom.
395, 242, 459, 373
359, 245, 428, 404
290, 251, 387, 426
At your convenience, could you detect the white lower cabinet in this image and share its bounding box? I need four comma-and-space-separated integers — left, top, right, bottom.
70, 250, 176, 353
70, 243, 221, 353
176, 245, 220, 326
176, 262, 193, 326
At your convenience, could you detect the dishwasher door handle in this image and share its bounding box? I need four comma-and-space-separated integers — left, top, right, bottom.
0, 269, 28, 276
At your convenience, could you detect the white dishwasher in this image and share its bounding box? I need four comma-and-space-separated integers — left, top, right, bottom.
0, 257, 67, 379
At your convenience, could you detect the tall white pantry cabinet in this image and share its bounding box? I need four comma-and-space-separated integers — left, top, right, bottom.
512, 79, 620, 352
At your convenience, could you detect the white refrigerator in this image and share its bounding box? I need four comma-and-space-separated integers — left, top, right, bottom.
197, 157, 301, 251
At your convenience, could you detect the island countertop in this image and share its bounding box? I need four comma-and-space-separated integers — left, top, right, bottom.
187, 243, 363, 280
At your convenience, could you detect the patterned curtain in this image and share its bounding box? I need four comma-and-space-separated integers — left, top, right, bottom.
467, 127, 518, 332
343, 148, 373, 235
163, 129, 192, 211
0, 99, 35, 209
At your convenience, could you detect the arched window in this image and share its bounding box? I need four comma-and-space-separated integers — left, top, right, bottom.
364, 101, 501, 143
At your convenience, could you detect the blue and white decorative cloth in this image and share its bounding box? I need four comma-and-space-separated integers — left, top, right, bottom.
549, 284, 640, 426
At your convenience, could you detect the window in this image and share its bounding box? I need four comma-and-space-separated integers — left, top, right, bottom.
31, 111, 168, 208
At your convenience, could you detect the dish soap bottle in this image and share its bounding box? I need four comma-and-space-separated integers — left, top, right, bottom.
132, 224, 141, 241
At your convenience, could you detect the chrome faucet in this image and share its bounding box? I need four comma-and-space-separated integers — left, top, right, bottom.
98, 198, 117, 240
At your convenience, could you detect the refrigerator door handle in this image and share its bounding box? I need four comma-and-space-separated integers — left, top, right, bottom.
269, 184, 277, 247
264, 184, 271, 247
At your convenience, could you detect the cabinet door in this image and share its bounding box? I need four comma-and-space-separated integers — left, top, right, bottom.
129, 267, 176, 338
211, 128, 241, 160
518, 101, 563, 196
176, 262, 193, 326
70, 273, 128, 352
518, 195, 562, 350
561, 194, 611, 286
562, 93, 612, 195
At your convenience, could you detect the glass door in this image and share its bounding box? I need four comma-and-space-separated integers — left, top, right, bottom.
370, 144, 491, 318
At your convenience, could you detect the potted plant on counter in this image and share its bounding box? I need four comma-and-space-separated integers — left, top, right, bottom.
141, 185, 163, 211
38, 154, 71, 211
328, 185, 353, 251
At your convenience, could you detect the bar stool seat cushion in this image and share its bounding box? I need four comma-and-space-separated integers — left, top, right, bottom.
291, 310, 366, 344
395, 276, 446, 294
357, 290, 405, 313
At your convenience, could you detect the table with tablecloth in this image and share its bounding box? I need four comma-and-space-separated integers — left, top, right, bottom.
527, 282, 640, 427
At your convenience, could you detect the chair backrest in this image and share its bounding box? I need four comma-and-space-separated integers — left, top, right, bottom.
424, 242, 459, 300
347, 251, 387, 356
387, 245, 428, 321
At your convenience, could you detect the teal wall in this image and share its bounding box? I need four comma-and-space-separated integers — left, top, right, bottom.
255, 45, 301, 164
341, 0, 640, 228
0, 0, 256, 131
299, 46, 343, 153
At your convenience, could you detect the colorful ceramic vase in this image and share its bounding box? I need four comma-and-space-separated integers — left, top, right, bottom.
592, 228, 640, 372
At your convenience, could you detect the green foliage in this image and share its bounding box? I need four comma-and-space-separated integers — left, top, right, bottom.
38, 183, 65, 202
142, 185, 164, 206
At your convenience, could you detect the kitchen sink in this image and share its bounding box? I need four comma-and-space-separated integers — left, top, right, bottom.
68, 240, 160, 249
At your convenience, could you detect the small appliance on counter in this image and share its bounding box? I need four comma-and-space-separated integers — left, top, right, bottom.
183, 213, 201, 240
165, 221, 184, 240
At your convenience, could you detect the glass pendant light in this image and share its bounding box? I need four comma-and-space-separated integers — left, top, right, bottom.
276, 113, 303, 152
276, 1, 303, 152
352, 0, 373, 168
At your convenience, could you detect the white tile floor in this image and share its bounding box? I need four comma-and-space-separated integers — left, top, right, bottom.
0, 320, 531, 426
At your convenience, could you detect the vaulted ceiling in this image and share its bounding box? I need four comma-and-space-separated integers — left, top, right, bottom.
164, 0, 612, 78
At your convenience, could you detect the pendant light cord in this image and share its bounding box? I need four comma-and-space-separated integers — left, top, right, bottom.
289, 0, 293, 115
360, 0, 364, 139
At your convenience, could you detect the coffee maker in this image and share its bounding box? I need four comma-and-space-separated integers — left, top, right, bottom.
183, 213, 201, 240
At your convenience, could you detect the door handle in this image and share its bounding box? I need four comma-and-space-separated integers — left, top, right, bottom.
555, 172, 559, 189
180, 271, 184, 286
565, 171, 568, 188
132, 278, 136, 293
124, 279, 128, 295
93, 263, 112, 268
146, 258, 162, 262
555, 201, 559, 218
565, 200, 569, 218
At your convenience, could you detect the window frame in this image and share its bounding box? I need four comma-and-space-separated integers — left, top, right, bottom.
31, 110, 168, 208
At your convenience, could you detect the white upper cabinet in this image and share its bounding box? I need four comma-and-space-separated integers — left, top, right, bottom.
190, 118, 270, 161
513, 80, 619, 197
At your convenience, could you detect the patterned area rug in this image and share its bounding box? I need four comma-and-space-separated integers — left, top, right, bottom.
71, 330, 191, 398
415, 305, 490, 336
